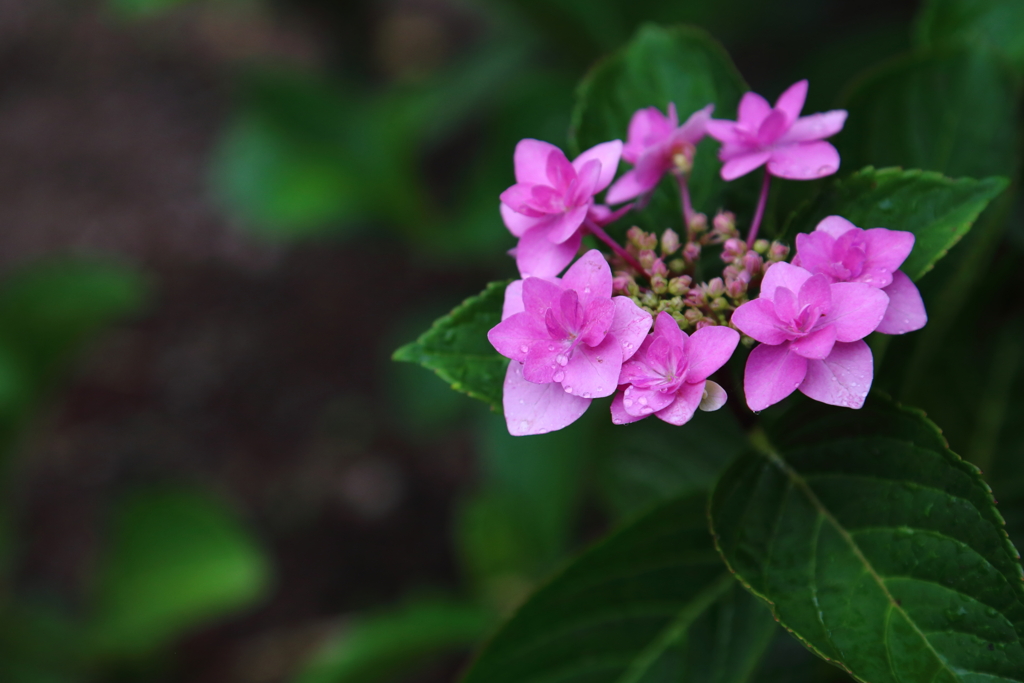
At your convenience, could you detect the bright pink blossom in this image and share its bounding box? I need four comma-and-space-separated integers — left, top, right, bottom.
500, 139, 622, 278
488, 250, 652, 435
605, 104, 714, 204
793, 216, 927, 335
611, 312, 738, 426
706, 80, 847, 181
731, 262, 888, 411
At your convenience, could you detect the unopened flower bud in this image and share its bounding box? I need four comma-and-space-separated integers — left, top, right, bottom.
683, 242, 701, 263
685, 289, 705, 307
669, 258, 687, 273
627, 280, 640, 297
651, 273, 668, 294
641, 291, 659, 308
652, 258, 669, 277
713, 211, 736, 235
612, 275, 633, 294
723, 265, 741, 282
639, 249, 657, 271
668, 275, 692, 296
626, 226, 647, 249
769, 241, 790, 261
726, 279, 746, 298
705, 277, 725, 298
684, 308, 703, 324
695, 319, 715, 329
742, 252, 764, 275
688, 212, 708, 236
671, 311, 688, 327
722, 238, 746, 262
753, 239, 770, 255
661, 228, 681, 256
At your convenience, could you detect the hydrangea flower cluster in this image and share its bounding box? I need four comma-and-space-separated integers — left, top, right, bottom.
489, 80, 927, 435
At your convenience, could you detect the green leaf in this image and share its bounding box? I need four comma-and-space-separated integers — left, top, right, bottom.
915, 0, 1024, 73
294, 598, 493, 683
462, 494, 778, 683
570, 24, 749, 233
783, 167, 1008, 281
393, 281, 509, 412
710, 394, 1024, 682
89, 487, 270, 659
838, 48, 1020, 179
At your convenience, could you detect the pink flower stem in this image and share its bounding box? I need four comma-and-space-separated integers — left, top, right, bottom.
747, 171, 771, 247
676, 172, 694, 227
583, 219, 649, 278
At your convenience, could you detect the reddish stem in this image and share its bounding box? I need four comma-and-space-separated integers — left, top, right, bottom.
747, 170, 771, 247
676, 172, 694, 227
584, 219, 649, 278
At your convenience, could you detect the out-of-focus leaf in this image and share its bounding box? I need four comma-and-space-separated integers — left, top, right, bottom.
570, 24, 749, 233
839, 49, 1019, 179
393, 281, 509, 411
462, 493, 778, 683
783, 167, 1008, 280
294, 598, 493, 683
106, 0, 191, 19
710, 394, 1024, 682
0, 601, 83, 683
89, 488, 270, 659
916, 0, 1024, 73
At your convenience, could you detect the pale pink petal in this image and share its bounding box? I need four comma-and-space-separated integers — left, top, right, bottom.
822, 282, 889, 342
500, 202, 549, 238
705, 119, 743, 145
798, 273, 832, 312
757, 109, 789, 146
572, 140, 623, 193
779, 111, 847, 144
814, 215, 857, 238
624, 108, 673, 162
579, 297, 616, 347
562, 336, 623, 399
793, 231, 837, 279
698, 380, 727, 412
545, 148, 576, 192
731, 299, 790, 345
587, 203, 632, 226
523, 338, 569, 384
652, 310, 685, 347
502, 280, 524, 320
655, 381, 704, 426
503, 361, 591, 435
606, 169, 651, 205
789, 324, 836, 360
774, 80, 808, 124
515, 225, 581, 278
622, 384, 676, 417
767, 141, 840, 180
744, 342, 808, 412
610, 391, 645, 425
721, 151, 772, 180
609, 297, 653, 361
798, 340, 872, 409
738, 91, 772, 128
686, 325, 740, 382
860, 228, 915, 285
488, 313, 549, 363
521, 275, 564, 318
546, 204, 590, 245
760, 262, 814, 301
499, 183, 543, 215
875, 270, 927, 335
675, 104, 714, 143
513, 139, 563, 185
772, 286, 799, 323
562, 249, 613, 304
570, 159, 602, 207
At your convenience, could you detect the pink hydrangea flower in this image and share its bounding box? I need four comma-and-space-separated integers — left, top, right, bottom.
605, 104, 714, 204
488, 250, 652, 435
706, 80, 847, 181
610, 311, 739, 426
500, 139, 623, 278
793, 216, 927, 335
731, 262, 889, 411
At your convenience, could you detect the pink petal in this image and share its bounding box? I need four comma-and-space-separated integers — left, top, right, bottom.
699, 380, 728, 412
502, 280, 525, 320
789, 324, 836, 360
606, 169, 651, 205
779, 110, 847, 144
513, 139, 563, 185
875, 270, 927, 335
624, 108, 673, 163
731, 298, 790, 345
562, 249, 613, 304
499, 183, 542, 215
579, 297, 616, 347
686, 325, 740, 382
503, 361, 592, 435
546, 204, 590, 245
562, 336, 623, 399
487, 312, 549, 363
521, 275, 563, 318
738, 91, 772, 129
523, 338, 570, 384
515, 225, 581, 278
622, 384, 676, 417
814, 215, 857, 238
705, 119, 743, 145
545, 148, 576, 192
774, 80, 808, 124
772, 286, 799, 323
652, 310, 685, 346
757, 109, 789, 146
572, 140, 623, 193
610, 391, 645, 425
760, 262, 814, 301
721, 151, 772, 181
500, 202, 549, 238
744, 342, 808, 412
798, 273, 832, 312
609, 297, 653, 361
655, 381, 705, 426
793, 231, 837, 279
569, 159, 602, 207
767, 141, 840, 180
798, 340, 872, 409
822, 282, 889, 342
675, 103, 714, 143
860, 228, 915, 285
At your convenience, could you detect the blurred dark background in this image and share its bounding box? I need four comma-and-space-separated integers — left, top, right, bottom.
0, 0, 956, 682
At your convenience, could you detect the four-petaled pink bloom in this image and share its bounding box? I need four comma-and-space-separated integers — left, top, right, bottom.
488, 250, 652, 435
793, 216, 927, 335
732, 262, 889, 411
500, 139, 623, 278
611, 311, 738, 426
606, 104, 714, 204
706, 80, 847, 181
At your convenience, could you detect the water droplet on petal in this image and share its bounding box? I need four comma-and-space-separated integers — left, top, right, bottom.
584, 287, 591, 293
624, 398, 633, 407
624, 342, 633, 349
638, 397, 648, 406
556, 354, 569, 366
583, 392, 591, 398
553, 371, 565, 382
519, 420, 529, 431
548, 345, 555, 351
520, 345, 529, 354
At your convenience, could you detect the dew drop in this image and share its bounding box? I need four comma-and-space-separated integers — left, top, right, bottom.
638, 397, 648, 406
584, 286, 591, 293
519, 399, 525, 404
583, 392, 591, 398
564, 386, 573, 393
519, 420, 529, 431
556, 354, 569, 366
641, 407, 653, 414
548, 345, 556, 351
624, 342, 633, 349
520, 345, 529, 354
553, 371, 565, 383
624, 398, 633, 407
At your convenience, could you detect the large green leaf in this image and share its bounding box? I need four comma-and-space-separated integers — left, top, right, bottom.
710, 394, 1024, 682
570, 24, 749, 233
462, 494, 778, 683
915, 0, 1024, 73
783, 167, 1008, 281
393, 281, 509, 412
838, 49, 1019, 179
